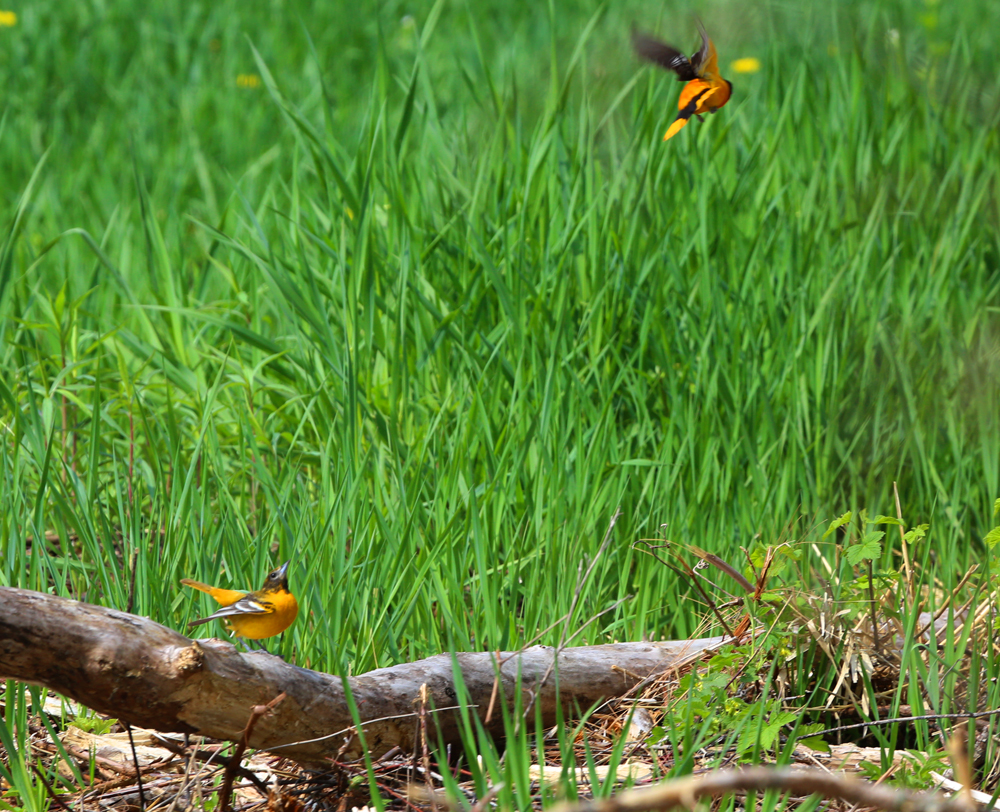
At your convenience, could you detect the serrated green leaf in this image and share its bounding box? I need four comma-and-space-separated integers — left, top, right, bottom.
859, 762, 883, 780
823, 511, 852, 540
707, 650, 742, 669
759, 711, 798, 750
797, 736, 830, 752
847, 538, 882, 565
872, 515, 904, 526
745, 541, 774, 569
53, 282, 67, 322
903, 523, 929, 543
985, 526, 1000, 550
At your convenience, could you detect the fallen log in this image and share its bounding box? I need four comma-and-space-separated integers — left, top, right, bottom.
0, 586, 730, 766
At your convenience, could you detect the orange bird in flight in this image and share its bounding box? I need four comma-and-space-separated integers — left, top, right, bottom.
632, 23, 732, 141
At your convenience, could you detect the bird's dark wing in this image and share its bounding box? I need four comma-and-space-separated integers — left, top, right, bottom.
187, 595, 274, 626
631, 27, 698, 81
689, 21, 712, 75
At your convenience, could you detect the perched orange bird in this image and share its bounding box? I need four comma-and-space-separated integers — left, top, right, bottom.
632, 22, 732, 141
181, 561, 299, 640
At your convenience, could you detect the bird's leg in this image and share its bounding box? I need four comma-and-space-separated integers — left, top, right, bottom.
267, 635, 290, 662
696, 114, 705, 122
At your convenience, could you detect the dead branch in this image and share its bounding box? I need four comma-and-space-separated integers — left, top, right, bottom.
550, 766, 980, 812
220, 692, 286, 812
0, 586, 728, 766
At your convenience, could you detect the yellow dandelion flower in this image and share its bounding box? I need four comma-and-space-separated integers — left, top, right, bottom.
236, 74, 261, 89
731, 57, 760, 74
0, 10, 17, 26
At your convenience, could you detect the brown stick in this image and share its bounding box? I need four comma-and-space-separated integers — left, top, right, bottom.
151, 734, 269, 793
550, 766, 978, 812
893, 481, 915, 602
0, 586, 728, 766
220, 692, 286, 812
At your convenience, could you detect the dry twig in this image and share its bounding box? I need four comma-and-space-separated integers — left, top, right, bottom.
220, 692, 286, 812
551, 766, 979, 812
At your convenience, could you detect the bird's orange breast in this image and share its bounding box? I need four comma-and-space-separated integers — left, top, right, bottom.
678, 77, 731, 115
228, 591, 299, 639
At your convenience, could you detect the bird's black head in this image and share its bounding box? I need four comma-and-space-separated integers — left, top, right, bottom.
264, 560, 291, 590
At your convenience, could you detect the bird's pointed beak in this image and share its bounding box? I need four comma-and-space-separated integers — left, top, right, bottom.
275, 561, 290, 580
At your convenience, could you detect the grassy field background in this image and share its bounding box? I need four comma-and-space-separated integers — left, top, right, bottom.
2, 0, 1000, 807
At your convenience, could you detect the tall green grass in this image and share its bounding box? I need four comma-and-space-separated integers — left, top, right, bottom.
2, 0, 1000, 807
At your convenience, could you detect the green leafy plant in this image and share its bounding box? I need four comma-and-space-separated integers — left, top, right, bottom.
69, 712, 118, 736
984, 499, 1000, 550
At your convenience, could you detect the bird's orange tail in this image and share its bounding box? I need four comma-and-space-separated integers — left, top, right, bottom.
663, 118, 689, 140
180, 579, 246, 607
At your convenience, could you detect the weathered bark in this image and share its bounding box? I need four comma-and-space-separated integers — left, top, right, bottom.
0, 586, 729, 766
